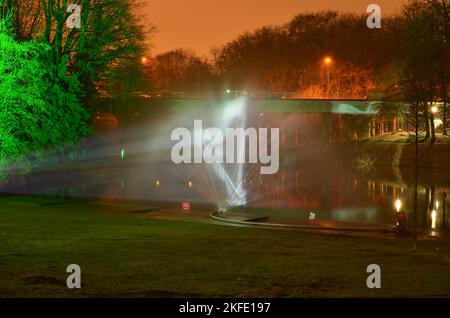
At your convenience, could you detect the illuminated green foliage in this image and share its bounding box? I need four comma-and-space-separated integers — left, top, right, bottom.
0, 17, 90, 162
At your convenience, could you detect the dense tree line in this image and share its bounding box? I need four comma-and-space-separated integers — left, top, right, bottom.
146, 49, 214, 92
213, 12, 397, 99
149, 11, 399, 98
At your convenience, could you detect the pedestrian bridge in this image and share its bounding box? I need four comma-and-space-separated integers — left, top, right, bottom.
139, 97, 398, 115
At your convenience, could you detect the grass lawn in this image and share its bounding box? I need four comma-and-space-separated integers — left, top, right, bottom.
1, 195, 450, 297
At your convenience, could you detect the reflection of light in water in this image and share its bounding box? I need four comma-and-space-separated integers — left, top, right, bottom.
431, 210, 437, 229
395, 199, 402, 213
436, 201, 439, 209
188, 181, 192, 188
156, 180, 160, 187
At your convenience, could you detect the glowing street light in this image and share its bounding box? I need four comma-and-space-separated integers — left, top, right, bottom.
431, 105, 438, 114
156, 180, 160, 187
323, 56, 333, 66
323, 56, 333, 97
141, 57, 148, 64
395, 199, 402, 212
188, 181, 192, 188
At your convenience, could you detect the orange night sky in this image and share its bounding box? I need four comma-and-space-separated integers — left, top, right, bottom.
143, 0, 408, 57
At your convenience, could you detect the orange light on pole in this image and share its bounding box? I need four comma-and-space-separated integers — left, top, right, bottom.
323, 56, 333, 98
323, 56, 333, 66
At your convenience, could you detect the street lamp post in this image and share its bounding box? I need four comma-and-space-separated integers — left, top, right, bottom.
323, 56, 333, 98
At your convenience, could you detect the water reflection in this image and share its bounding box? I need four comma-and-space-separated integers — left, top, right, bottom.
239, 165, 449, 232
2, 159, 448, 234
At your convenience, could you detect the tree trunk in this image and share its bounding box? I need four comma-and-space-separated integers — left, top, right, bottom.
443, 192, 448, 229
443, 101, 448, 135
413, 104, 419, 249
423, 187, 430, 228
430, 115, 436, 143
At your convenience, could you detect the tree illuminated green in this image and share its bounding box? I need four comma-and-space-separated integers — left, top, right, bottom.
2, 0, 151, 104
0, 15, 90, 164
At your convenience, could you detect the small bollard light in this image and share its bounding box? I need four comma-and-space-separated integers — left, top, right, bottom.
182, 202, 191, 211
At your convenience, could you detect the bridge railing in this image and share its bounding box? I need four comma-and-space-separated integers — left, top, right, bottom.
133, 90, 372, 101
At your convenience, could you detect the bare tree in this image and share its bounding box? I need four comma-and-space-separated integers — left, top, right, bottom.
148, 49, 214, 92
